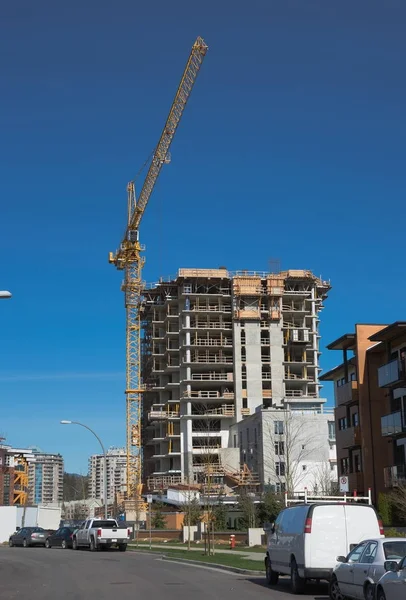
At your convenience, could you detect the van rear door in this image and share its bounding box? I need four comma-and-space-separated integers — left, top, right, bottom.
343, 505, 382, 549
306, 505, 347, 570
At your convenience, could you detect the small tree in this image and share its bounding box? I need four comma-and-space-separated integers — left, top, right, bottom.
212, 496, 228, 531
238, 489, 258, 529
151, 502, 167, 529
389, 486, 406, 525
378, 492, 393, 526
183, 497, 201, 526
257, 490, 283, 526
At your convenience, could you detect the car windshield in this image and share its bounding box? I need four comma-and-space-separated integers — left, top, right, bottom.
94, 520, 117, 528
383, 541, 406, 560
33, 528, 44, 532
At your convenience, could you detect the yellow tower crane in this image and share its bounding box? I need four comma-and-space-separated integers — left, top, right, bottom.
109, 37, 208, 508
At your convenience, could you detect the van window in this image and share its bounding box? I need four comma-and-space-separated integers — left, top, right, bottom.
280, 506, 308, 535
274, 510, 284, 534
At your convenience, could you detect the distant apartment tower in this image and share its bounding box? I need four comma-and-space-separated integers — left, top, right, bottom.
88, 447, 126, 503
141, 268, 330, 488
28, 449, 64, 505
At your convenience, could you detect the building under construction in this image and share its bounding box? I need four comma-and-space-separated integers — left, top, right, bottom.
0, 441, 35, 506
141, 268, 330, 493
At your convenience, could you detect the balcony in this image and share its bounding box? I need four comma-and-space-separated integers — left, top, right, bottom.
384, 465, 406, 488
381, 411, 406, 437
378, 359, 405, 388
339, 426, 361, 449
336, 381, 359, 407
190, 373, 233, 382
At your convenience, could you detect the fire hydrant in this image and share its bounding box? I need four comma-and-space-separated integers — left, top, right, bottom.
229, 534, 236, 549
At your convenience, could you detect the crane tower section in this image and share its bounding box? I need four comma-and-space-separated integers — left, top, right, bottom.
109, 38, 208, 505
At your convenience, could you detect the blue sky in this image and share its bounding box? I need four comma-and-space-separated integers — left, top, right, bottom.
1, 1, 405, 473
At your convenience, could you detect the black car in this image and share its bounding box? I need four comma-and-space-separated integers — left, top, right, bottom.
9, 527, 48, 547
45, 527, 76, 549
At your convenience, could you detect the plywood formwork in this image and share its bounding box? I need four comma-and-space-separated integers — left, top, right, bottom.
233, 276, 262, 296
266, 275, 285, 297
178, 268, 229, 279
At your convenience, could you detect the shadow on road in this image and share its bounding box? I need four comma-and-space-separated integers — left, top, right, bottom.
241, 576, 329, 599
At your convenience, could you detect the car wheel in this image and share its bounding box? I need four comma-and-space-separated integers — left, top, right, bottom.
376, 587, 386, 600
8, 539, 14, 547
45, 539, 51, 549
265, 556, 279, 585
118, 544, 127, 552
330, 576, 346, 600
90, 537, 97, 552
22, 539, 28, 548
72, 538, 78, 550
291, 558, 305, 595
364, 583, 375, 600
61, 540, 67, 549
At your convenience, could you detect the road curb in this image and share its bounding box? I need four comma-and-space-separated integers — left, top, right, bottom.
128, 547, 264, 576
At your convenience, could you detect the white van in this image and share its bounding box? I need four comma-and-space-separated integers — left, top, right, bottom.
265, 503, 384, 594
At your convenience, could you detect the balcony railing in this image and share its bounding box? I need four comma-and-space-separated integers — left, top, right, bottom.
381, 411, 406, 437
378, 359, 405, 388
339, 426, 361, 448
191, 373, 233, 381
384, 465, 406, 488
336, 381, 359, 407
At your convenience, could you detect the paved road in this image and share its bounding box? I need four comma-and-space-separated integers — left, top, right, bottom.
0, 546, 330, 600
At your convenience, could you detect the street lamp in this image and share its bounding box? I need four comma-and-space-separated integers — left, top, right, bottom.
0, 291, 12, 299
60, 420, 108, 519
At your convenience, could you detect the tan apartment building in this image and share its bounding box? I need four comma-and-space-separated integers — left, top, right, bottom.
321, 322, 406, 504
141, 268, 330, 490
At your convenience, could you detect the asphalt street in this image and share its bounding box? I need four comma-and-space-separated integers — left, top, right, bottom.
0, 546, 330, 600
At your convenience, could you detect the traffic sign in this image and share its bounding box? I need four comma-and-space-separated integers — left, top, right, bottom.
339, 476, 349, 493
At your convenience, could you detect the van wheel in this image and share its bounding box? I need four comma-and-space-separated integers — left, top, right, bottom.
265, 556, 279, 585
329, 576, 347, 600
291, 558, 305, 595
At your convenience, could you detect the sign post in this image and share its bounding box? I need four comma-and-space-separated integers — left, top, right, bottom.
340, 476, 349, 499
147, 494, 153, 550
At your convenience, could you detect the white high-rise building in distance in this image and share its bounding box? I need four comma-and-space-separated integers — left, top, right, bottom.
88, 447, 126, 503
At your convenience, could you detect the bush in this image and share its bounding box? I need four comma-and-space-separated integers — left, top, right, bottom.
384, 527, 406, 538
378, 492, 393, 526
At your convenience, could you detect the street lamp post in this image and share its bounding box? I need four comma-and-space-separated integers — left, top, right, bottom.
0, 291, 12, 299
60, 420, 108, 519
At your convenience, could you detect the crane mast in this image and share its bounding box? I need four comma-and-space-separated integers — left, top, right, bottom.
109, 37, 208, 507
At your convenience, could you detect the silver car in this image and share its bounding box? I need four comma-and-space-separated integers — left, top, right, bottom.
329, 538, 406, 600
375, 555, 406, 600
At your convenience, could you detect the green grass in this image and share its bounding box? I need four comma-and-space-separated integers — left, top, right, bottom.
129, 547, 265, 571
133, 541, 265, 553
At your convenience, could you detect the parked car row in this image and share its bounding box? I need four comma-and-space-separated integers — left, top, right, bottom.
9, 519, 130, 552
264, 501, 406, 599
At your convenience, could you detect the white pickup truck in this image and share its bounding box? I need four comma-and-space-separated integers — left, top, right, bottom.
72, 518, 130, 552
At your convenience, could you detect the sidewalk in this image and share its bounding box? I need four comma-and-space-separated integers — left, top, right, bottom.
129, 543, 265, 562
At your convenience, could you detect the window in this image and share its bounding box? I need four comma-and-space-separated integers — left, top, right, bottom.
354, 454, 362, 473
275, 462, 285, 476
275, 441, 285, 456
338, 417, 347, 431
274, 421, 284, 435
361, 542, 378, 564
242, 398, 248, 409
328, 421, 336, 440
302, 465, 307, 471
350, 372, 356, 381
352, 413, 359, 427
275, 482, 286, 493
340, 457, 350, 475
241, 347, 246, 362
233, 434, 237, 449
348, 542, 368, 563
239, 432, 243, 452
